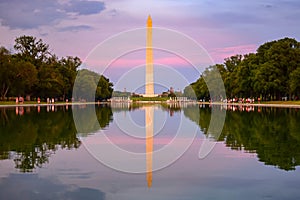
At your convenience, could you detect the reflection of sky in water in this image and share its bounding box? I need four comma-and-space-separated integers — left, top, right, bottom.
107, 107, 182, 153
0, 173, 105, 200
0, 105, 300, 199
2, 142, 299, 200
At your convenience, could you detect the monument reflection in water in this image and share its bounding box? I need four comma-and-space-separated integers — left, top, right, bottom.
145, 106, 154, 188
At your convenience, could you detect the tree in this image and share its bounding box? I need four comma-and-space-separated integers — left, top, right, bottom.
73, 69, 113, 101
96, 75, 113, 100
255, 38, 300, 99
59, 56, 81, 100
223, 55, 242, 98
202, 65, 225, 100
14, 35, 50, 66
183, 85, 197, 99
187, 37, 300, 101
289, 67, 300, 98
224, 54, 243, 73
0, 47, 14, 100
36, 56, 64, 98
234, 53, 258, 97
190, 75, 208, 100
0, 47, 38, 99
11, 60, 38, 97
112, 91, 131, 97
1, 35, 115, 101
188, 65, 225, 101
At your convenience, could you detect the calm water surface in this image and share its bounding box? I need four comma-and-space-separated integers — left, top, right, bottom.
0, 104, 300, 200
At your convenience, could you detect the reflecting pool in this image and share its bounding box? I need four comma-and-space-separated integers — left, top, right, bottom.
0, 103, 300, 200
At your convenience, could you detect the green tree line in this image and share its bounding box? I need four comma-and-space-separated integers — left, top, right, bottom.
184, 37, 300, 101
0, 35, 113, 101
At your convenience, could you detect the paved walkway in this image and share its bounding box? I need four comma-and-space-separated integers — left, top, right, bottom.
198, 102, 300, 108
0, 102, 105, 108
1, 101, 300, 108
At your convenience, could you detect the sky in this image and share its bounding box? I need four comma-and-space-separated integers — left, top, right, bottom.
1, 0, 300, 92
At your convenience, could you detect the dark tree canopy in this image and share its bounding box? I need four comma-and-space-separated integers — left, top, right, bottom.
14, 35, 50, 66
0, 35, 113, 101
73, 69, 113, 101
184, 37, 300, 101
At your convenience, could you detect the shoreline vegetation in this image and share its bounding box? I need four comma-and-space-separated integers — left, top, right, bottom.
0, 36, 113, 102
2, 36, 300, 104
1, 100, 300, 108
183, 37, 300, 102
200, 101, 300, 108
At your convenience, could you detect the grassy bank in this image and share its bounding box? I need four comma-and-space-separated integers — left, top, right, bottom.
131, 97, 169, 102
1, 100, 300, 106
259, 101, 300, 105
0, 101, 41, 105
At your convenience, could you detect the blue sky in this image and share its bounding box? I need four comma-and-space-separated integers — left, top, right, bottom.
1, 0, 300, 91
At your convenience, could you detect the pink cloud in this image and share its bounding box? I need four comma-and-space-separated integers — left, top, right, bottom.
154, 56, 191, 67
209, 44, 257, 63
85, 55, 192, 70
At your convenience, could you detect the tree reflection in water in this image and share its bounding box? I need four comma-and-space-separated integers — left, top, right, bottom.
2, 103, 299, 172
0, 104, 113, 172
184, 104, 300, 171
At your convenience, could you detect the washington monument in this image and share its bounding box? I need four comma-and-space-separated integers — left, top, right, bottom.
145, 15, 155, 97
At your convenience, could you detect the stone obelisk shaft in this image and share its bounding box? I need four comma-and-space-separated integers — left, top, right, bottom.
146, 15, 154, 97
